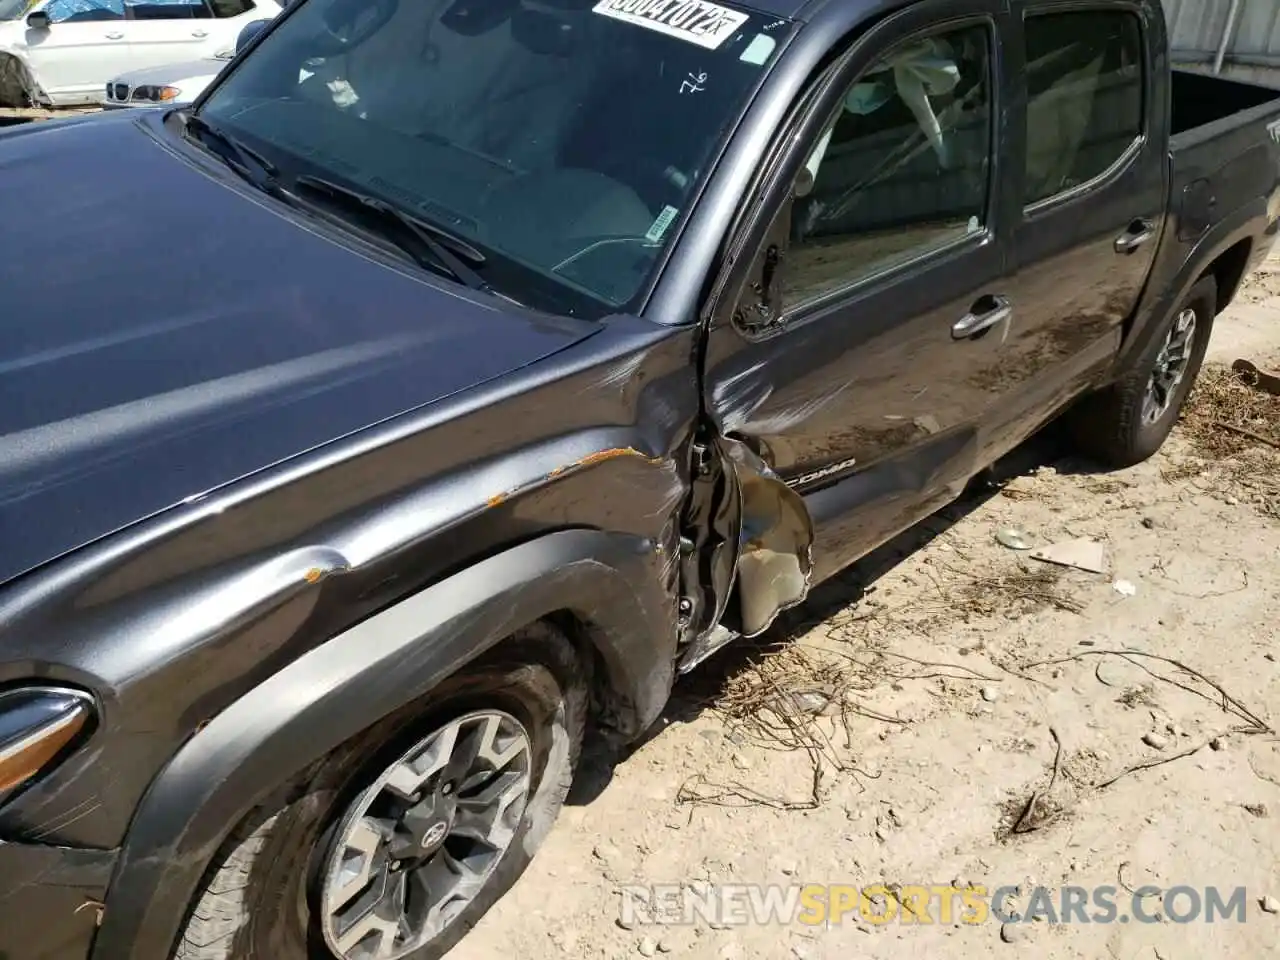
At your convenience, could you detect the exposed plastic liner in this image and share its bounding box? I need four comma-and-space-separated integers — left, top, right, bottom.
717, 437, 815, 637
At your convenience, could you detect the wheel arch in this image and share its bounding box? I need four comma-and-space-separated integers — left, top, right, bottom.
1116, 198, 1269, 378
91, 528, 676, 960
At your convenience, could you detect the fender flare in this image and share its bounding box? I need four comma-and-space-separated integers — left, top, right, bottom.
92, 529, 675, 960
1115, 198, 1268, 375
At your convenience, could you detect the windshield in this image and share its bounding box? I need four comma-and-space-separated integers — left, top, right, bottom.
0, 0, 37, 20
196, 0, 791, 316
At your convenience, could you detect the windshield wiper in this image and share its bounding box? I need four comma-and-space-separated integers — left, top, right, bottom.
293, 175, 491, 293
184, 113, 284, 199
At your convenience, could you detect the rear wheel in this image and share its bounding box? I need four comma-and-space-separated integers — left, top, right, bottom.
174, 622, 586, 960
1066, 275, 1216, 468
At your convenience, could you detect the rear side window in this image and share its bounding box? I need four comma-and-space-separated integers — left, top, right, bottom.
206, 0, 253, 16
1023, 10, 1143, 206
125, 0, 212, 18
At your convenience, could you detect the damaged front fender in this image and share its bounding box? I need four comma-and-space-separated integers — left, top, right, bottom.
718, 437, 814, 637
0, 51, 41, 109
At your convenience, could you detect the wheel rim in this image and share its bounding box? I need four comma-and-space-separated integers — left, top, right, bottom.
1142, 307, 1197, 425
318, 710, 533, 960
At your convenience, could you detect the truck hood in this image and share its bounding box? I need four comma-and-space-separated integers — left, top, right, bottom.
0, 112, 600, 587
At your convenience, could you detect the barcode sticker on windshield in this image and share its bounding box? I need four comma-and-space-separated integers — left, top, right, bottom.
646, 205, 679, 243
593, 0, 749, 50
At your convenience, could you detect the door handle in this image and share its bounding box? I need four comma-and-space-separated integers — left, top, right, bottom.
105, 30, 124, 38
952, 295, 1011, 340
191, 28, 208, 37
1114, 218, 1156, 254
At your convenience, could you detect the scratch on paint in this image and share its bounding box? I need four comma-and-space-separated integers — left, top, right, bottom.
485, 448, 668, 510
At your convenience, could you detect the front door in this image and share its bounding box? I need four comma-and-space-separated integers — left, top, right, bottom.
703, 2, 1016, 585
986, 4, 1163, 457
23, 0, 129, 103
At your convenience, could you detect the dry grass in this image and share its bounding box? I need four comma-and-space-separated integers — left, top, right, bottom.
1176, 364, 1280, 518
1180, 364, 1280, 457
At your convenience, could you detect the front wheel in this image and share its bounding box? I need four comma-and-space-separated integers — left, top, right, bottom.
174, 622, 586, 960
1066, 275, 1216, 468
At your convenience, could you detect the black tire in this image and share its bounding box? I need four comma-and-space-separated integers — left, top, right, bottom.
173, 621, 587, 960
1066, 275, 1217, 468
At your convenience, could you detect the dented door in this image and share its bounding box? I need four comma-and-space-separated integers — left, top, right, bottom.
701, 5, 1015, 600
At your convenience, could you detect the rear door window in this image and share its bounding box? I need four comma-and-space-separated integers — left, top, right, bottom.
1023, 10, 1143, 206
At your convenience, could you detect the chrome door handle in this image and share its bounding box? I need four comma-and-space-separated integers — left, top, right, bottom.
952, 295, 1011, 340
1114, 218, 1156, 253
106, 30, 124, 38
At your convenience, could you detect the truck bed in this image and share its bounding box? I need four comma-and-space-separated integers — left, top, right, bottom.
1138, 69, 1280, 331
1171, 69, 1280, 138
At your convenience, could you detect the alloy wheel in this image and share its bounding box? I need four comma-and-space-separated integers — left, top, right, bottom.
318, 710, 533, 960
1141, 307, 1197, 425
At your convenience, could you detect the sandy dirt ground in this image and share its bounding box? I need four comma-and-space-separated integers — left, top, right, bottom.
461, 259, 1280, 960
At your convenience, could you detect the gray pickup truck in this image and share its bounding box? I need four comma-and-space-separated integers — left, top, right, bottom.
1, 0, 1278, 957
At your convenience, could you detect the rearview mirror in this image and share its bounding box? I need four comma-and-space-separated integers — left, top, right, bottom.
235, 18, 269, 54
26, 10, 51, 29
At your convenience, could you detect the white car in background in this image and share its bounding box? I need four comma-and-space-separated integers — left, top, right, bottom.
102, 47, 226, 106
0, 0, 279, 108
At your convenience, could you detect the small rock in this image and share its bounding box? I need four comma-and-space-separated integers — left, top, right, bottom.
1260, 895, 1279, 914
779, 859, 799, 876
1142, 732, 1169, 750
1210, 736, 1225, 751
732, 754, 751, 771
1141, 517, 1156, 529
657, 940, 673, 954
1113, 579, 1137, 597
875, 827, 889, 842
594, 842, 622, 864
889, 806, 908, 826
617, 917, 636, 932
1243, 803, 1269, 818
1000, 922, 1025, 943
549, 928, 578, 952
638, 937, 658, 957
981, 685, 1000, 703
1266, 653, 1276, 663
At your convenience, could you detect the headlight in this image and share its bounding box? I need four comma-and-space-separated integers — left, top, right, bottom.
0, 687, 93, 799
131, 85, 182, 103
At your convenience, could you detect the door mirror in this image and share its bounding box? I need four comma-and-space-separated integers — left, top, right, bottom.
234, 18, 269, 54
26, 9, 51, 29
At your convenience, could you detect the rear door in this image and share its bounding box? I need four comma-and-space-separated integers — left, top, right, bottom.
122, 0, 213, 70
23, 0, 130, 103
987, 3, 1164, 454
703, 0, 1018, 585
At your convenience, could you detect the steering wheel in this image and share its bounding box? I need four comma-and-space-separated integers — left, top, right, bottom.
316, 0, 397, 52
